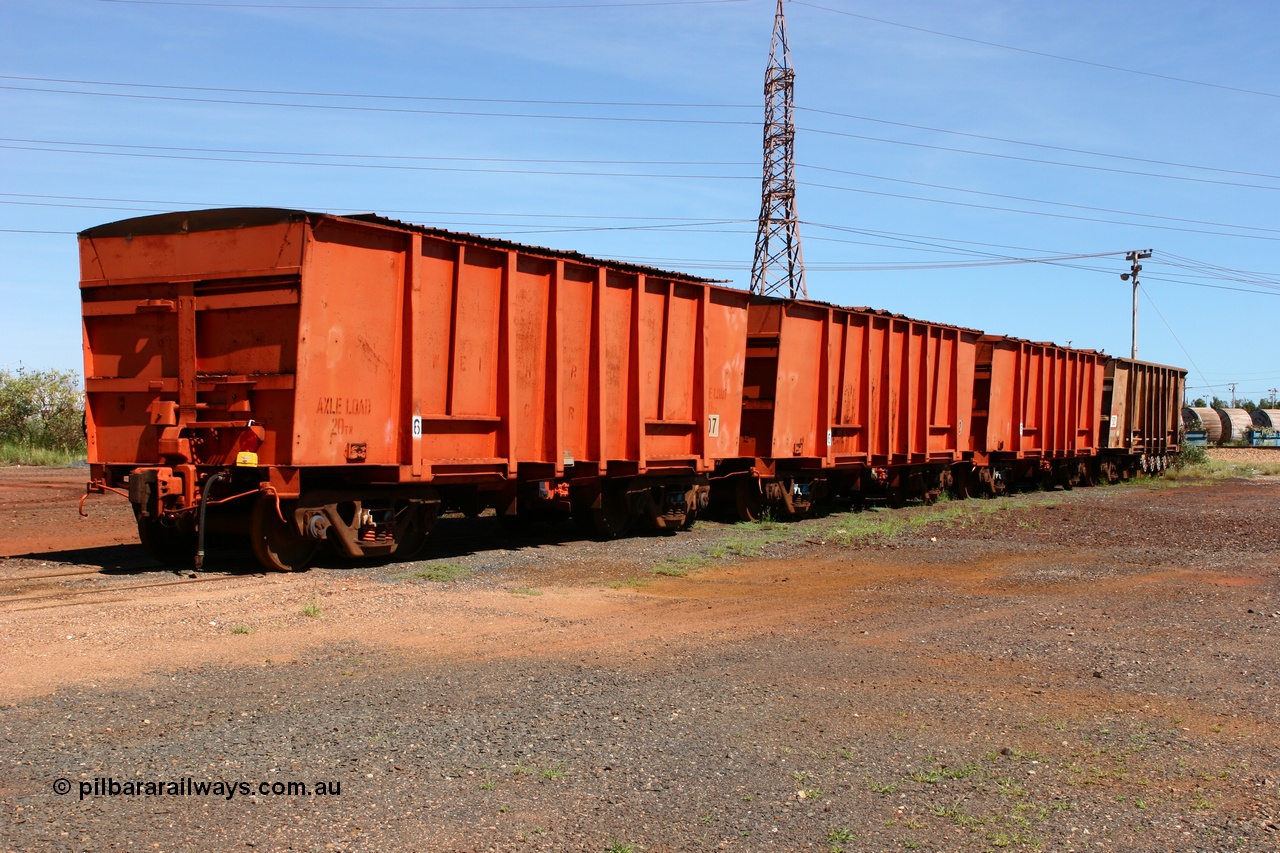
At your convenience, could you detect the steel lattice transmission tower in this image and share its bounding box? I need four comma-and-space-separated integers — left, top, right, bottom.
750, 0, 807, 299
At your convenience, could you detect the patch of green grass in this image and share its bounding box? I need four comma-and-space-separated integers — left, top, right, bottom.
651, 552, 717, 577
943, 763, 980, 779
0, 442, 85, 467
1164, 457, 1280, 480
996, 777, 1029, 798
230, 623, 254, 635
301, 601, 321, 618
822, 510, 911, 545
869, 781, 899, 794
719, 528, 792, 556
510, 587, 543, 596
607, 577, 649, 590
605, 842, 636, 853
908, 769, 946, 784
403, 563, 471, 583
540, 763, 568, 780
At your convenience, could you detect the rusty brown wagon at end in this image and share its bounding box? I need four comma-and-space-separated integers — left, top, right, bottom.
79, 209, 749, 571
1099, 357, 1187, 477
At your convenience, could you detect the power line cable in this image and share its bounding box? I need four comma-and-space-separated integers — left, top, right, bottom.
0, 137, 752, 168
5, 74, 1273, 183
8, 144, 1280, 243
799, 107, 1280, 182
0, 83, 756, 126
798, 180, 1280, 244
0, 141, 754, 180
799, 163, 1280, 237
801, 126, 1280, 192
0, 75, 755, 109
1139, 284, 1217, 396
791, 0, 1280, 101
95, 0, 749, 9
9, 81, 1278, 194
8, 188, 1280, 291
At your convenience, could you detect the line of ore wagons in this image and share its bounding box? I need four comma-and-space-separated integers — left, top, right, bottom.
78, 209, 1187, 571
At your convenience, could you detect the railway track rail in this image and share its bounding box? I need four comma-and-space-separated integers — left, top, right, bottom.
0, 572, 250, 610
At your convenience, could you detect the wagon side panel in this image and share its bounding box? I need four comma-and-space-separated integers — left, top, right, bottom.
292, 223, 405, 467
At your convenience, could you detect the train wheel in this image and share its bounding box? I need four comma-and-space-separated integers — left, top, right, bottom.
137, 515, 197, 567
249, 496, 318, 572
395, 503, 436, 560
677, 487, 703, 531
734, 478, 766, 522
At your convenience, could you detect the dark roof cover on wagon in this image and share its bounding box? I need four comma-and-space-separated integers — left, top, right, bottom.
79, 208, 719, 285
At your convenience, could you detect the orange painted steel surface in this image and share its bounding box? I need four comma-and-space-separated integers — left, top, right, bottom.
1100, 358, 1186, 456
974, 337, 1105, 461
741, 298, 979, 468
80, 209, 748, 484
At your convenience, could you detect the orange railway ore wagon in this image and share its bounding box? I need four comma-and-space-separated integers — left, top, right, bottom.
722, 296, 980, 517
79, 209, 749, 571
970, 336, 1106, 494
1099, 357, 1187, 478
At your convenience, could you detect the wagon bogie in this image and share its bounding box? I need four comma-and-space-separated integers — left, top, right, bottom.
290, 489, 442, 561
726, 472, 828, 521
569, 476, 707, 538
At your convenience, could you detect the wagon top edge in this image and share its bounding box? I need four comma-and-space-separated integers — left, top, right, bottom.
978, 333, 1106, 357
1105, 355, 1189, 375
78, 207, 727, 287
749, 294, 984, 336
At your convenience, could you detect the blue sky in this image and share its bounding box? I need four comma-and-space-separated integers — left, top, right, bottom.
2, 0, 1278, 406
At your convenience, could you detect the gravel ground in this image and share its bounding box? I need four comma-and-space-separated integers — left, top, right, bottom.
1, 470, 1278, 852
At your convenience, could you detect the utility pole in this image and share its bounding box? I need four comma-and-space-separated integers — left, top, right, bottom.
1228, 382, 1237, 408
1120, 250, 1151, 360
750, 0, 807, 299
1270, 388, 1277, 407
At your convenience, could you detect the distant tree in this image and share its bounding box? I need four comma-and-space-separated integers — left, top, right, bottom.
1210, 396, 1227, 409
1191, 397, 1207, 407
1240, 400, 1257, 413
0, 368, 85, 451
